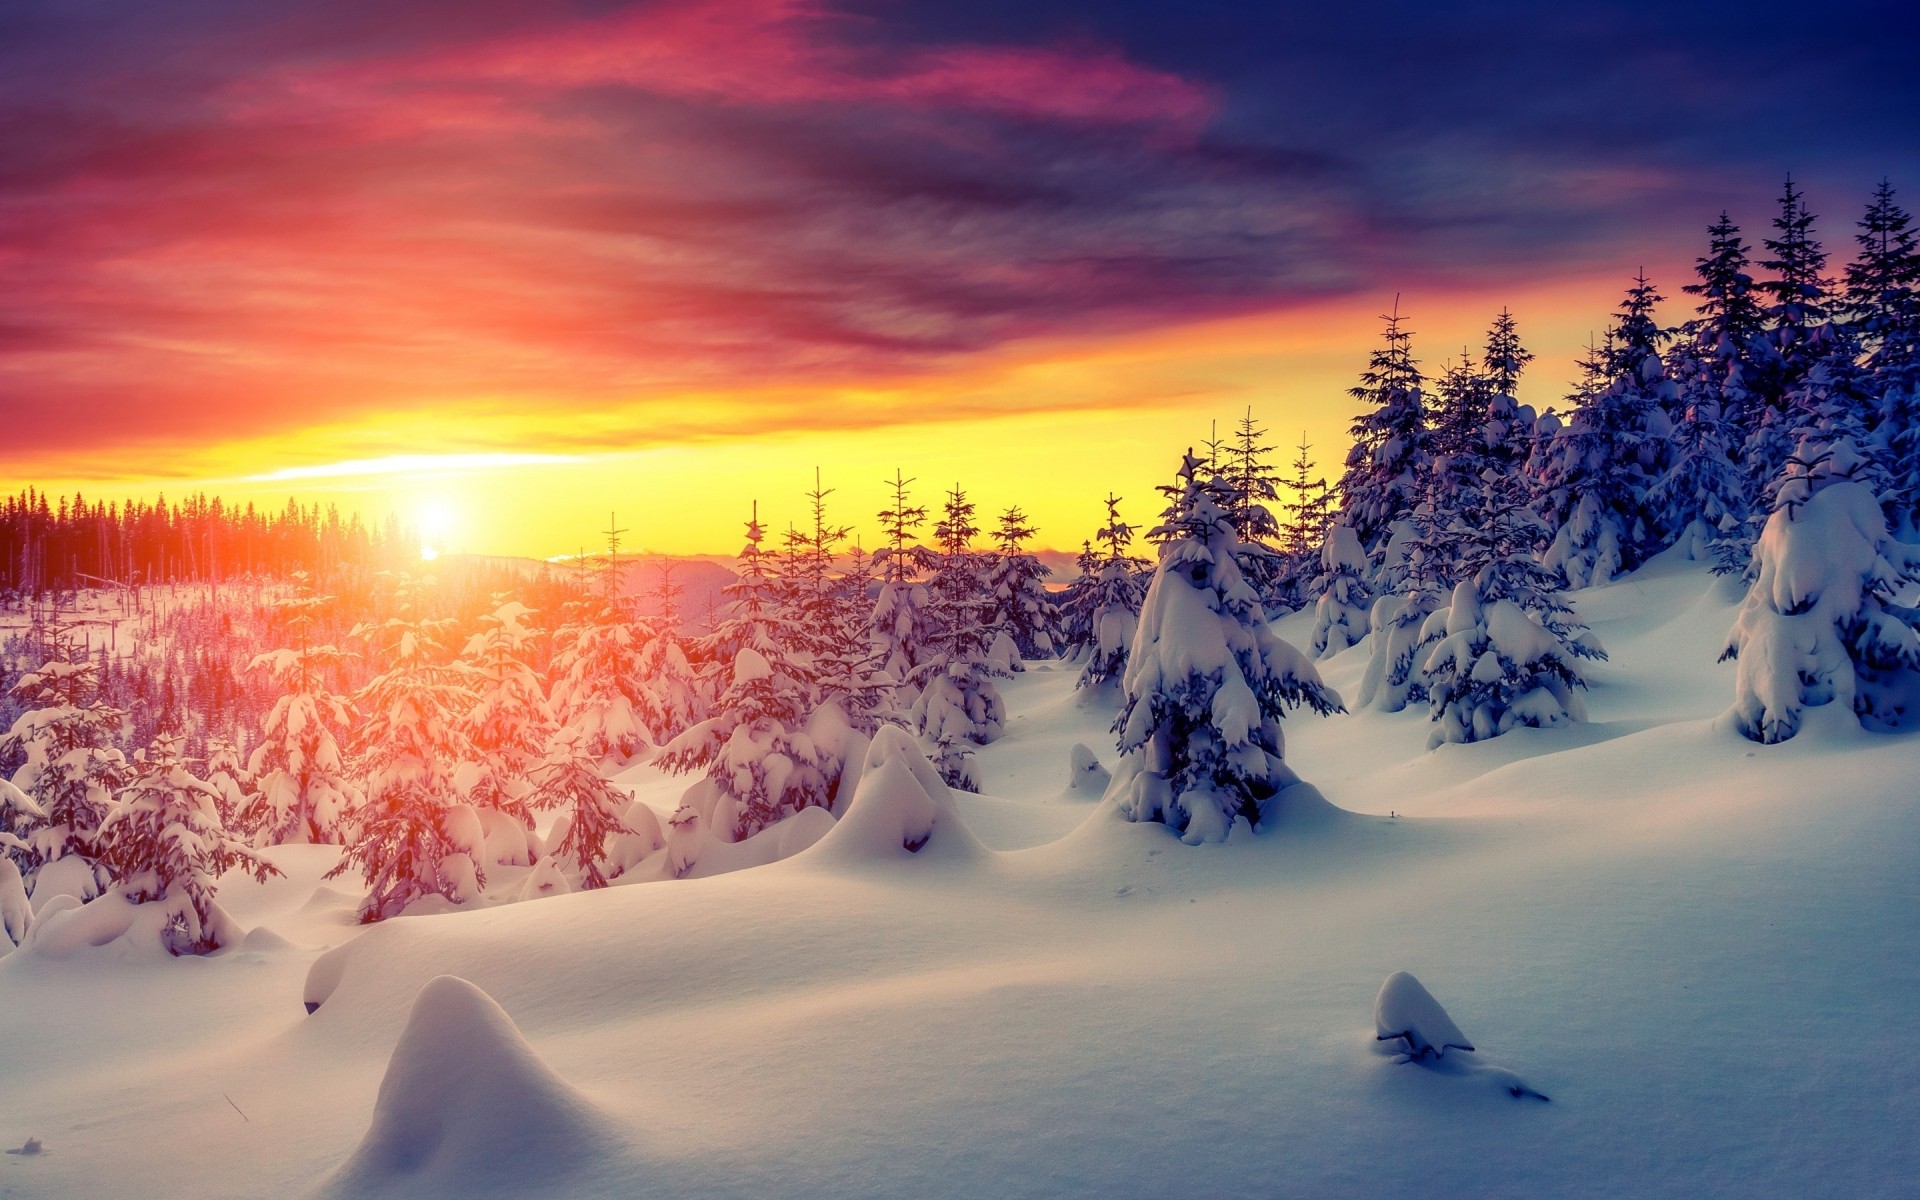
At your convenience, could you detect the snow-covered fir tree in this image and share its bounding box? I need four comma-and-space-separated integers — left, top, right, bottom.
202, 735, 250, 832
1310, 524, 1372, 658
1663, 214, 1767, 566
1055, 539, 1103, 661
458, 600, 555, 823
660, 507, 839, 843
1843, 181, 1920, 538
1271, 432, 1333, 614
242, 638, 362, 846
1073, 494, 1150, 692
870, 470, 939, 693
1218, 409, 1285, 604
1741, 177, 1839, 498
1722, 436, 1920, 743
1338, 303, 1429, 553
526, 727, 640, 889
1113, 452, 1343, 843
909, 484, 1007, 790
547, 593, 653, 769
0, 653, 129, 900
1534, 274, 1675, 588
1355, 504, 1453, 713
329, 577, 483, 922
983, 506, 1058, 661
784, 472, 889, 735
1418, 473, 1605, 746
629, 566, 705, 749
94, 734, 280, 955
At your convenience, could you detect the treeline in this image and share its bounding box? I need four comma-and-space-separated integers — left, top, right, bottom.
0, 490, 423, 595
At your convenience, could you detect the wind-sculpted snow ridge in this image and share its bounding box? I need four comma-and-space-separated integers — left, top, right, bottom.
317, 975, 629, 1200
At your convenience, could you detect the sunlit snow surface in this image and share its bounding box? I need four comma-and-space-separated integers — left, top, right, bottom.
1, 551, 1916, 1198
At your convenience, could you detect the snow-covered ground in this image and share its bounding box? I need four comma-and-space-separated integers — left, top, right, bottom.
2, 553, 1915, 1198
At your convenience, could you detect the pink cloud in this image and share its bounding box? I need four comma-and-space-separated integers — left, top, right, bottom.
309, 0, 1217, 134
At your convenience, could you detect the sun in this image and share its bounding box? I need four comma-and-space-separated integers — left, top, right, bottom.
415, 497, 457, 561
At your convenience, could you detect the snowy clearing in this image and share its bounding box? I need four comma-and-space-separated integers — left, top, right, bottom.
1, 555, 1915, 1199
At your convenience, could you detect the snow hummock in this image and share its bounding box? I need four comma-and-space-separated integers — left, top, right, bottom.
801, 725, 983, 864
319, 975, 624, 1199
1374, 970, 1475, 1060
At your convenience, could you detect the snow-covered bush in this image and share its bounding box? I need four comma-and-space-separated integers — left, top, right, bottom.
1113, 454, 1344, 843
1722, 440, 1920, 742
94, 735, 280, 955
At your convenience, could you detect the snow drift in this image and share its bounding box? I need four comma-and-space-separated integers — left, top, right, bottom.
317, 975, 625, 1199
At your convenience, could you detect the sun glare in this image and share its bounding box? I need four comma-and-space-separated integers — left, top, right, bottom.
416, 497, 457, 560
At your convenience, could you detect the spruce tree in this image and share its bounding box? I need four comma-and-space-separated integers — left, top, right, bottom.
871, 470, 939, 692
1113, 453, 1343, 843
330, 577, 482, 922
910, 484, 1006, 790
95, 734, 279, 955
1338, 302, 1429, 553
984, 506, 1059, 661
1074, 494, 1150, 692
0, 652, 129, 899
661, 508, 832, 840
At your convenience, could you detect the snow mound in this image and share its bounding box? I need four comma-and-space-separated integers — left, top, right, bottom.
318, 975, 622, 1199
1374, 971, 1475, 1060
802, 726, 986, 865
1066, 744, 1110, 794
1373, 971, 1552, 1102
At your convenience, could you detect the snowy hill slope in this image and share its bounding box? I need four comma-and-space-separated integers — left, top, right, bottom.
0, 557, 1914, 1199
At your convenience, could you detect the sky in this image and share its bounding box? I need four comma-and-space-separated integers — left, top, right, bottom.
2, 0, 1916, 557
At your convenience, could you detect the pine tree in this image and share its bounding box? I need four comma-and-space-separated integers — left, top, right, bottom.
870, 470, 939, 691
1310, 524, 1372, 658
1, 653, 129, 899
629, 566, 704, 748
95, 734, 279, 955
661, 506, 835, 841
1338, 302, 1430, 553
785, 472, 888, 734
547, 592, 653, 770
329, 577, 482, 922
458, 600, 555, 824
1723, 435, 1920, 742
1482, 307, 1534, 401
1113, 452, 1344, 843
1843, 181, 1920, 537
910, 484, 1006, 790
983, 506, 1058, 662
524, 728, 636, 889
1535, 277, 1675, 587
1074, 494, 1150, 692
242, 636, 362, 846
1760, 175, 1834, 384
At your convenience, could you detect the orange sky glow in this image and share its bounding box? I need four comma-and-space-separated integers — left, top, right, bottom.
12, 271, 1645, 559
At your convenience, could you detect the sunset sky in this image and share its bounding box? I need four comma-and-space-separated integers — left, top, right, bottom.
3, 0, 1916, 557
